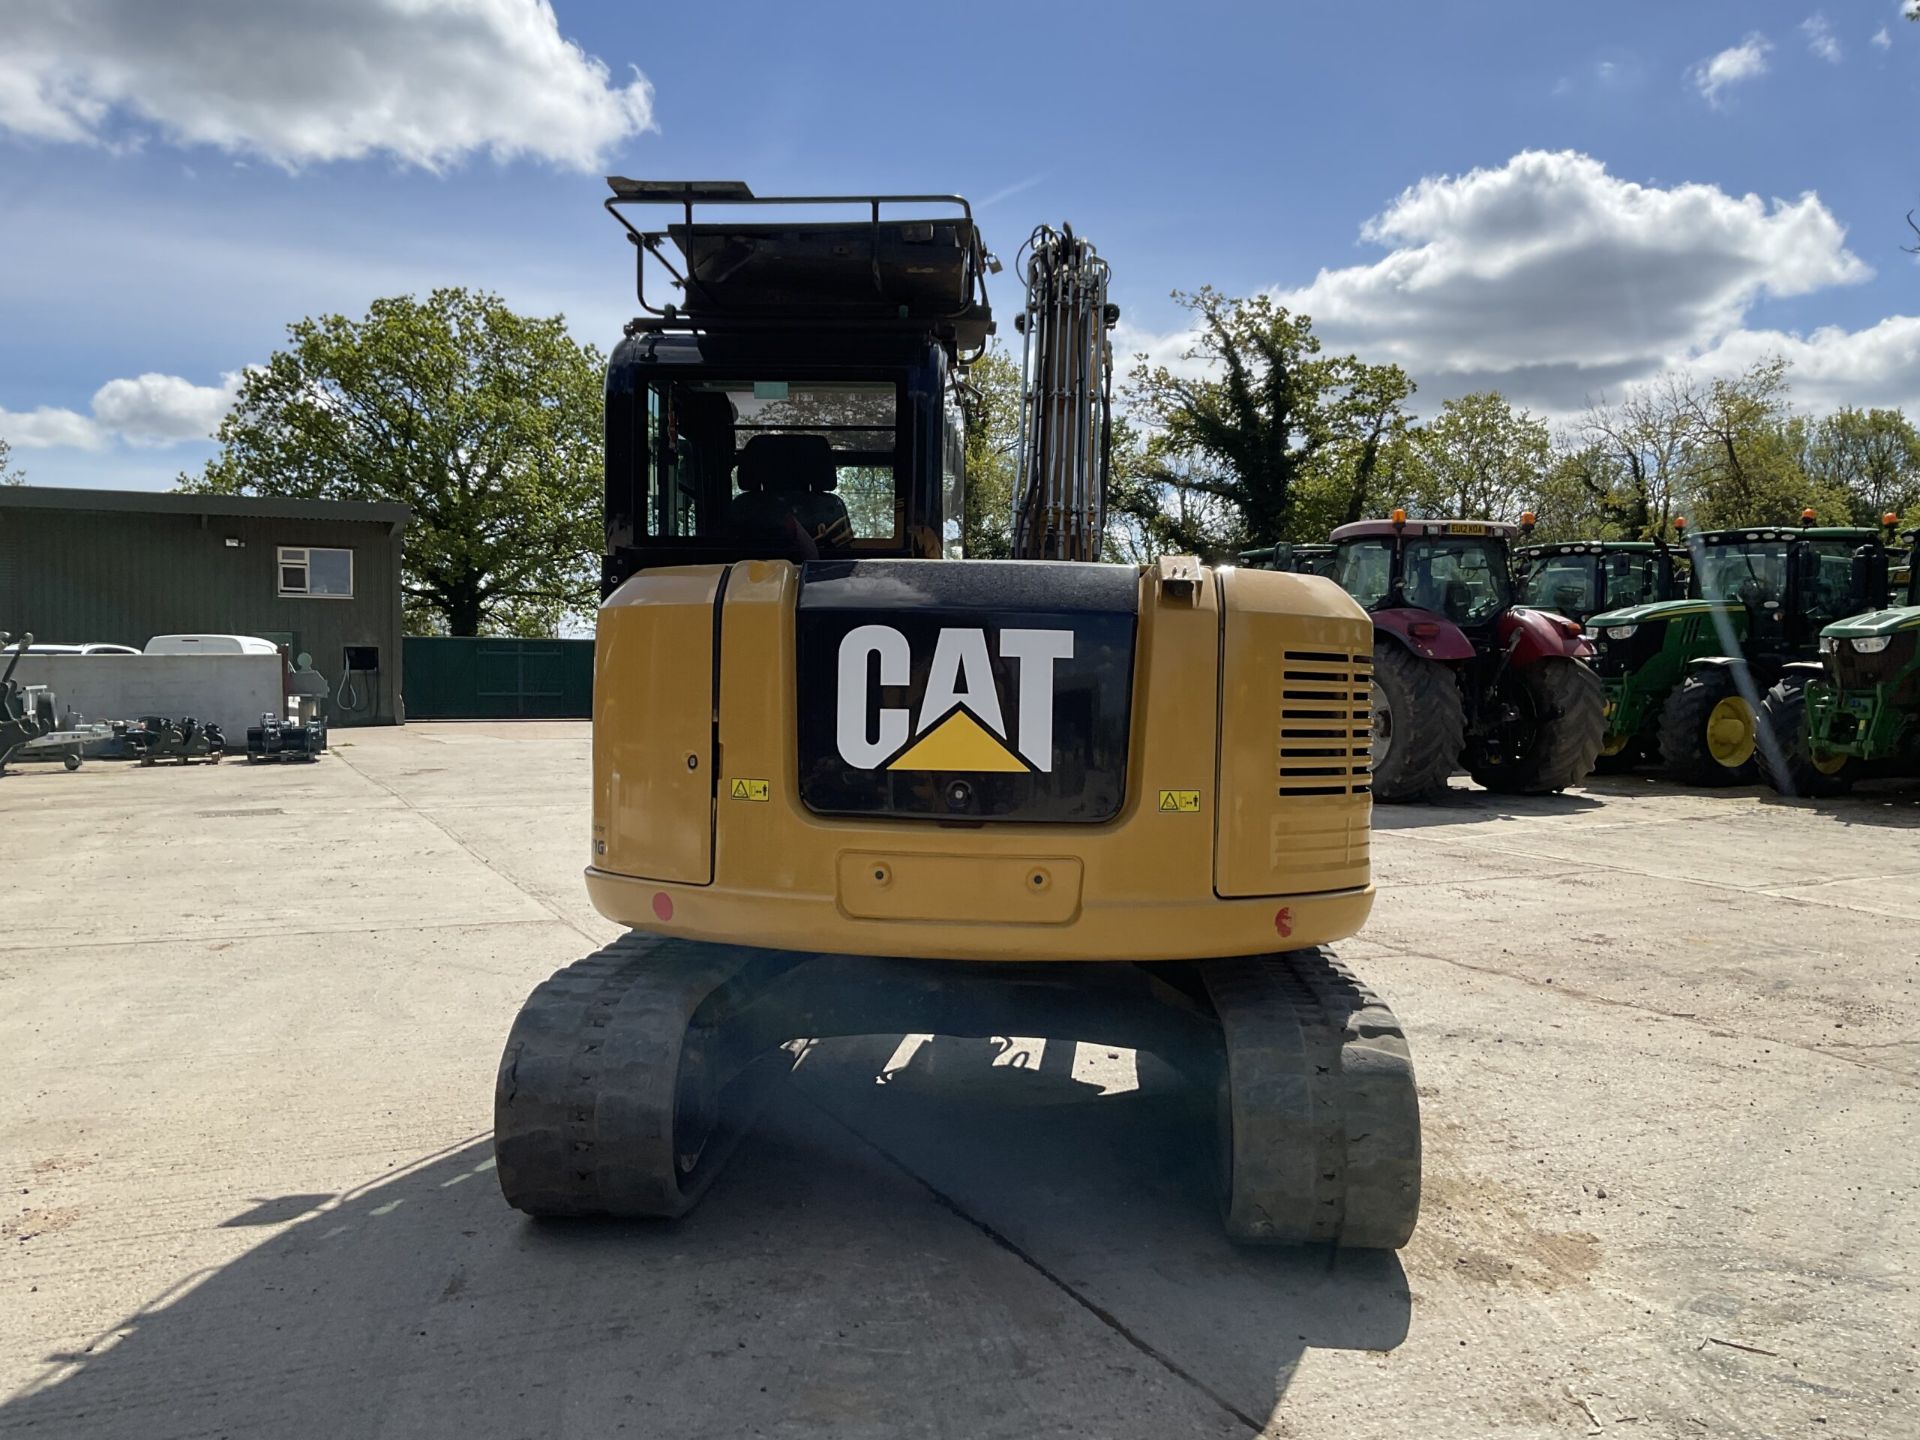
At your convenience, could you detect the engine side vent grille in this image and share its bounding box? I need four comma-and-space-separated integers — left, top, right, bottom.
1277, 650, 1372, 796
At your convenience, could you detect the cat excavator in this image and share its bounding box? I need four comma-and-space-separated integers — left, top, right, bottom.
492, 180, 1419, 1247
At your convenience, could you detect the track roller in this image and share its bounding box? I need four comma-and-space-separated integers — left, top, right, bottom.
1201, 948, 1421, 1249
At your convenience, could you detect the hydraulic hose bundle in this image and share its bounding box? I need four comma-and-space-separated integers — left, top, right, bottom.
1012, 226, 1118, 562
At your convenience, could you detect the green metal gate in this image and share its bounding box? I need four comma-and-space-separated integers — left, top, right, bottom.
402, 637, 594, 719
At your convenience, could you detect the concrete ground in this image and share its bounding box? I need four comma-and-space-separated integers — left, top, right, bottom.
2, 723, 1916, 1439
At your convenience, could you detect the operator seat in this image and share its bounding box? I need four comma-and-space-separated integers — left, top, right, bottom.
734, 434, 850, 550
729, 439, 799, 538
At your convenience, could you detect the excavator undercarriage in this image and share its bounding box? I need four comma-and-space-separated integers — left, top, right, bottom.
492, 180, 1421, 1248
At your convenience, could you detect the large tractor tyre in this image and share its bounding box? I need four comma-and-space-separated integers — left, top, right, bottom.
1758, 679, 1853, 797
1657, 669, 1761, 786
1467, 656, 1608, 795
1367, 644, 1465, 803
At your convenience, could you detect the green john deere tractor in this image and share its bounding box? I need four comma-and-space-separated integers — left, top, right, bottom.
1513, 538, 1685, 628
1762, 527, 1920, 795
1584, 515, 1895, 784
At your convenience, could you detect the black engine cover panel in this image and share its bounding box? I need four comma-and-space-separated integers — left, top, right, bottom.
794, 560, 1138, 823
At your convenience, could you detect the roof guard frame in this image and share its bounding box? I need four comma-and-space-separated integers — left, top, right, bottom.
602, 178, 992, 348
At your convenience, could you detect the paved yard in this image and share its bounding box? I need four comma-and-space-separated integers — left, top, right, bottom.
2, 724, 1916, 1438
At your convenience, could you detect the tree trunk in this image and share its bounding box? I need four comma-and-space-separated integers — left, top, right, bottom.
447, 590, 485, 637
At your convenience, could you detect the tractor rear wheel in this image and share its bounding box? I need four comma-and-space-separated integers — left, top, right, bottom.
1657, 668, 1760, 786
1759, 679, 1852, 796
1467, 656, 1607, 794
1367, 644, 1463, 803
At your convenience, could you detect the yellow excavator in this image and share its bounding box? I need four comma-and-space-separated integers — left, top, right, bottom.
492, 180, 1419, 1247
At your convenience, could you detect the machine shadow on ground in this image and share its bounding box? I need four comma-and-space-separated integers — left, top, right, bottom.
0, 1039, 1409, 1440
1752, 778, 1920, 827
1368, 782, 1604, 830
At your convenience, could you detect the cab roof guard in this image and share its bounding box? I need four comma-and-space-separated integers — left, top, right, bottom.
603, 178, 995, 353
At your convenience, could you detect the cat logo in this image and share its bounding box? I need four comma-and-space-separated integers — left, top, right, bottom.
836, 624, 1074, 773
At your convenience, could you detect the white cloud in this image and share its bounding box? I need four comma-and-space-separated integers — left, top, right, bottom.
1690, 33, 1773, 105
1683, 317, 1920, 413
1123, 151, 1920, 420
1, 372, 243, 451
1801, 14, 1842, 62
0, 406, 109, 452
1872, 26, 1893, 50
1273, 152, 1866, 404
90, 372, 245, 445
0, 0, 653, 171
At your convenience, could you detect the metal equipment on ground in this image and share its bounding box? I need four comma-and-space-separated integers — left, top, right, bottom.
490, 180, 1419, 1248
1326, 515, 1606, 803
1585, 515, 1895, 784
126, 716, 227, 766
246, 711, 326, 763
0, 633, 57, 775
1762, 525, 1920, 794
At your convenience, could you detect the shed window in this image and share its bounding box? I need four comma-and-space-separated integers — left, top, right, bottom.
278, 546, 353, 599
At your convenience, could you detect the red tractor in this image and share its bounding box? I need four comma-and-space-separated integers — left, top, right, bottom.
1329, 513, 1606, 802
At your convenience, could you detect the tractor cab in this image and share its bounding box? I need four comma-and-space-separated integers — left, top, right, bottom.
1686, 525, 1889, 658
1514, 540, 1679, 627
1330, 517, 1515, 635
599, 180, 994, 592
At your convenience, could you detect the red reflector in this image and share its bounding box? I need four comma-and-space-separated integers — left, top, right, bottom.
1409, 621, 1440, 639
1274, 906, 1293, 939
651, 891, 674, 922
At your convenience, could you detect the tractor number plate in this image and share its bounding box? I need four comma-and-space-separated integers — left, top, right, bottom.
1448, 522, 1488, 535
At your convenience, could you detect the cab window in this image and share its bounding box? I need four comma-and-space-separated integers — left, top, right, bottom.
1334, 540, 1394, 609
1520, 556, 1595, 615
1403, 538, 1510, 624
640, 378, 901, 553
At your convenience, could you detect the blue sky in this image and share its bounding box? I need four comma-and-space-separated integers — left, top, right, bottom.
3, 0, 1918, 491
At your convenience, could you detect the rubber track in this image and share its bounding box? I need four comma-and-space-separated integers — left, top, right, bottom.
1200, 948, 1420, 1249
493, 934, 767, 1218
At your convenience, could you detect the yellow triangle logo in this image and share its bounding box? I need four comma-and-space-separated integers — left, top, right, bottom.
886, 709, 1029, 772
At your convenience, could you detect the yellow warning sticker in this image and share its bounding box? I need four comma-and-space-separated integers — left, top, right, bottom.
1157, 789, 1202, 813
729, 778, 771, 802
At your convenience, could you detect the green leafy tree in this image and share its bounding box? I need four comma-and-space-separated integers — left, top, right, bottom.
1676, 357, 1838, 527
1289, 359, 1421, 538
182, 289, 602, 636
960, 345, 1022, 558
1118, 288, 1414, 556
0, 435, 23, 486
1799, 406, 1920, 524
1529, 441, 1640, 541
1408, 391, 1550, 520
1574, 376, 1698, 537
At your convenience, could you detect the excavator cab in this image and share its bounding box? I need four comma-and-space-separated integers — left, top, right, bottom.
491, 181, 1419, 1250
600, 179, 986, 587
